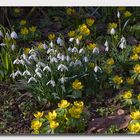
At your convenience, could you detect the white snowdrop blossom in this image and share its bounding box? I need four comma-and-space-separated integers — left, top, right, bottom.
23, 70, 31, 76
66, 55, 70, 62
104, 40, 109, 52
69, 38, 74, 42
36, 72, 42, 78
50, 57, 58, 63
46, 80, 56, 87
72, 47, 78, 53
94, 65, 101, 73
28, 77, 37, 83
110, 28, 115, 35
10, 73, 15, 79
117, 11, 120, 18
43, 65, 51, 72
93, 47, 99, 54
42, 43, 48, 49
68, 47, 72, 52
13, 58, 21, 64
119, 36, 126, 49
14, 70, 22, 77
50, 41, 54, 48
11, 44, 16, 50
36, 62, 46, 68
57, 37, 64, 46
83, 56, 88, 63
0, 30, 3, 37
0, 43, 6, 46
58, 64, 68, 72
76, 38, 80, 45
75, 60, 82, 66
11, 31, 18, 39
59, 77, 68, 84
79, 48, 85, 54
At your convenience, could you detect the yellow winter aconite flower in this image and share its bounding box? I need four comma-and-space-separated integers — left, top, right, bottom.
33, 111, 44, 119
133, 45, 140, 54
133, 64, 140, 74
20, 20, 27, 25
104, 65, 112, 74
130, 111, 140, 120
37, 43, 44, 50
74, 101, 84, 109
72, 79, 84, 90
76, 35, 83, 40
58, 100, 70, 108
29, 26, 36, 32
137, 94, 140, 101
113, 75, 123, 85
128, 122, 140, 133
50, 121, 59, 129
124, 11, 132, 18
48, 33, 55, 40
31, 120, 42, 130
69, 106, 83, 118
68, 30, 75, 37
88, 62, 95, 68
45, 110, 57, 121
20, 27, 29, 35
32, 130, 39, 134
122, 90, 132, 99
107, 58, 114, 65
86, 18, 95, 27
108, 23, 117, 29
130, 53, 139, 61
24, 48, 30, 55
14, 8, 20, 14
87, 43, 96, 50
126, 77, 134, 85
66, 8, 75, 15
78, 24, 90, 36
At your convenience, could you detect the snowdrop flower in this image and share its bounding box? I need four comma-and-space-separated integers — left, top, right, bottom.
46, 80, 55, 87
29, 48, 35, 54
11, 31, 18, 39
10, 73, 15, 79
58, 64, 68, 72
28, 55, 37, 61
36, 62, 46, 68
75, 60, 82, 66
72, 47, 78, 53
93, 47, 99, 54
104, 40, 109, 52
76, 38, 80, 45
117, 11, 120, 19
23, 70, 31, 76
28, 77, 37, 83
57, 53, 62, 59
47, 48, 54, 54
83, 56, 88, 63
43, 65, 51, 72
50, 57, 58, 63
50, 41, 54, 48
15, 70, 22, 77
0, 30, 3, 37
119, 36, 126, 49
11, 44, 16, 51
69, 38, 74, 42
94, 65, 101, 73
69, 61, 75, 67
79, 48, 85, 54
110, 28, 115, 35
57, 37, 64, 46
68, 47, 72, 52
61, 55, 65, 61
21, 53, 27, 60
20, 59, 25, 65
35, 67, 42, 73
42, 43, 48, 49
59, 77, 68, 84
0, 43, 6, 46
36, 72, 42, 78
66, 55, 70, 62
13, 58, 21, 64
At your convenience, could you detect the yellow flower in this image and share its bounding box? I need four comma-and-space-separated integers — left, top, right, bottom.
74, 101, 84, 109
113, 75, 123, 85
72, 79, 84, 90
20, 27, 29, 35
86, 18, 95, 27
66, 8, 75, 15
126, 77, 134, 85
45, 110, 57, 121
130, 111, 140, 120
79, 24, 90, 36
104, 65, 112, 74
107, 58, 114, 65
20, 20, 27, 25
29, 26, 36, 32
31, 120, 42, 130
69, 106, 83, 118
133, 64, 140, 74
137, 94, 140, 101
108, 23, 117, 29
68, 30, 75, 37
128, 122, 140, 133
24, 48, 30, 55
130, 53, 139, 61
118, 7, 126, 11
124, 11, 132, 18
87, 43, 96, 50
76, 35, 83, 40
32, 130, 39, 134
48, 33, 55, 40
50, 121, 59, 129
37, 43, 44, 50
58, 100, 70, 108
88, 62, 95, 68
133, 45, 140, 54
33, 112, 44, 119
14, 8, 20, 14
122, 90, 132, 99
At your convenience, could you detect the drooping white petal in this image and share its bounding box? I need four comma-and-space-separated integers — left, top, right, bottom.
11, 31, 18, 39
43, 65, 51, 72
28, 77, 37, 83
